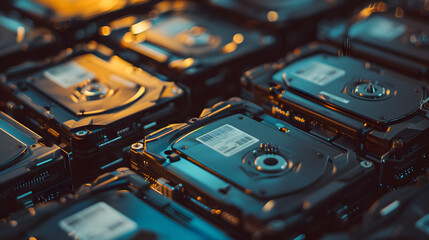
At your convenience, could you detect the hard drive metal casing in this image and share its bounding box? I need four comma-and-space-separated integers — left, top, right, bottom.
0, 111, 70, 217
0, 11, 59, 72
0, 168, 231, 240
205, 0, 364, 49
397, 0, 429, 19
0, 42, 189, 184
318, 12, 429, 79
130, 99, 375, 239
102, 0, 279, 112
348, 181, 429, 240
5, 0, 158, 45
241, 43, 429, 189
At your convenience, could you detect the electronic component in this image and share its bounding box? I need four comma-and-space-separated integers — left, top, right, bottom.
323, 175, 429, 240
206, 0, 364, 49
0, 111, 70, 217
0, 42, 189, 184
131, 98, 375, 239
354, 179, 429, 240
5, 0, 157, 44
101, 0, 279, 113
318, 10, 429, 79
0, 11, 59, 72
242, 43, 429, 189
0, 168, 231, 240
397, 0, 429, 19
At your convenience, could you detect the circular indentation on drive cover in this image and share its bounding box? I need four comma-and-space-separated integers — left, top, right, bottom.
74, 79, 145, 116
348, 80, 392, 101
254, 154, 288, 173
173, 114, 332, 198
0, 129, 27, 171
177, 26, 215, 47
80, 82, 109, 100
33, 55, 146, 116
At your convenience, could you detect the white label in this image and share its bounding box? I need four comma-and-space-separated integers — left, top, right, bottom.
292, 62, 345, 86
59, 202, 138, 240
44, 61, 95, 88
366, 18, 406, 41
196, 124, 259, 157
416, 214, 429, 236
318, 91, 350, 104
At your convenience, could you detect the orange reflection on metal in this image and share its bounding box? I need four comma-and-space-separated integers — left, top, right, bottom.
233, 33, 244, 44
99, 26, 111, 36
35, 0, 125, 19
16, 26, 25, 43
365, 62, 371, 69
109, 16, 137, 30
169, 58, 194, 69
395, 7, 404, 18
296, 162, 302, 173
293, 48, 301, 56
267, 11, 279, 22
130, 20, 151, 35
122, 32, 134, 43
332, 165, 337, 175
222, 42, 237, 54
294, 116, 305, 123
376, 1, 388, 12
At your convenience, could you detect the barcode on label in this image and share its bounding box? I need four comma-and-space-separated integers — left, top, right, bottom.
59, 202, 137, 240
292, 62, 345, 86
196, 124, 258, 157
44, 61, 95, 88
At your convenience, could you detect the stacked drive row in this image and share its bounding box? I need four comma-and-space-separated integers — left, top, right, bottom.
0, 0, 428, 239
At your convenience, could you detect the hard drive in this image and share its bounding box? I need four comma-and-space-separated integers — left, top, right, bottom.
4, 0, 157, 45
0, 111, 70, 217
397, 0, 429, 19
0, 11, 59, 72
352, 178, 429, 240
241, 43, 429, 189
0, 168, 231, 240
101, 0, 279, 113
130, 98, 376, 239
0, 42, 189, 184
318, 10, 429, 79
205, 0, 363, 48
323, 176, 429, 240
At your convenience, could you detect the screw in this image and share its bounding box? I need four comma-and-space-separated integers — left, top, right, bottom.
75, 130, 89, 137
131, 143, 143, 150
171, 87, 183, 95
181, 146, 188, 150
360, 160, 373, 168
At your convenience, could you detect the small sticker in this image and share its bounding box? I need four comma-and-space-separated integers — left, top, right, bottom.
365, 17, 406, 42
44, 61, 95, 88
292, 62, 346, 86
319, 91, 350, 104
196, 124, 259, 157
416, 214, 429, 236
59, 202, 138, 240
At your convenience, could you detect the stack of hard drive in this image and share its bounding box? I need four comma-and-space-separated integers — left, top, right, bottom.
0, 0, 428, 239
